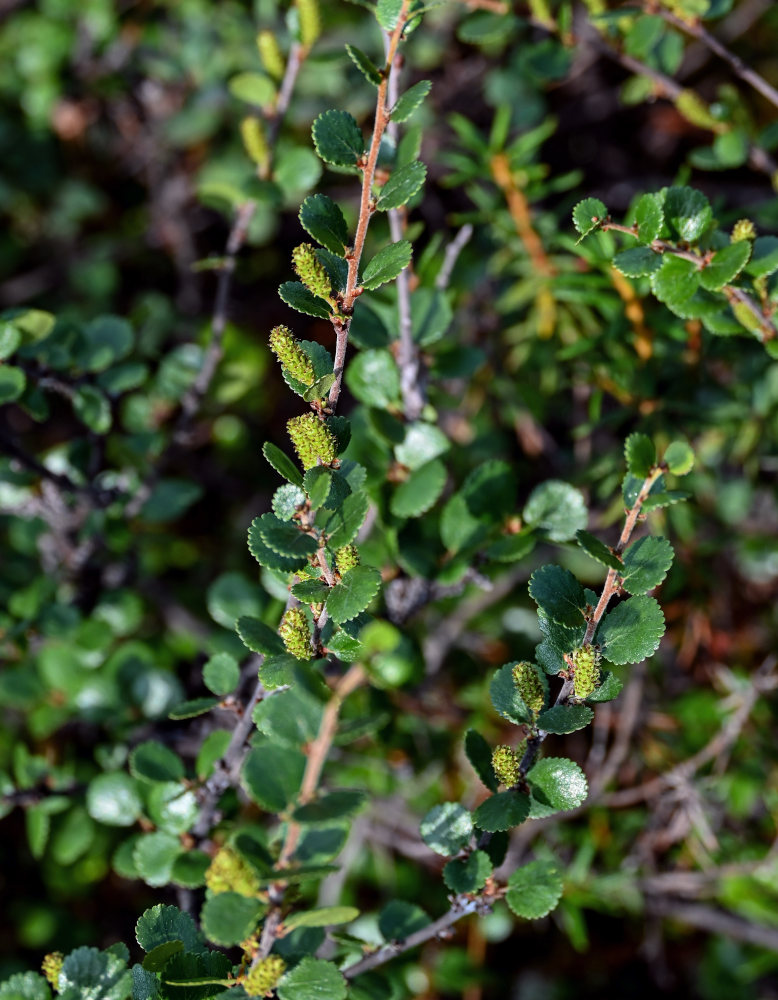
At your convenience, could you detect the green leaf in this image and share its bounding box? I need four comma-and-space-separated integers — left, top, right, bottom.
745, 236, 778, 278
299, 194, 349, 256
292, 789, 366, 823
613, 246, 662, 277
273, 483, 307, 520
159, 951, 231, 998
464, 729, 499, 792
263, 441, 304, 488
572, 198, 607, 240
0, 323, 21, 360
324, 491, 370, 549
485, 531, 535, 563
375, 0, 404, 30
523, 480, 587, 542
207, 574, 265, 632
650, 254, 700, 314
376, 162, 427, 211
59, 948, 132, 1000
133, 832, 182, 887
146, 783, 198, 835
260, 654, 298, 690
576, 530, 622, 571
292, 579, 329, 604
73, 385, 111, 433
361, 240, 412, 290
624, 433, 656, 478
141, 941, 183, 974
345, 349, 400, 407
345, 44, 381, 85
700, 240, 750, 290
597, 595, 665, 664
529, 565, 587, 628
506, 860, 563, 919
390, 459, 446, 519
171, 851, 211, 889
136, 904, 202, 953
473, 791, 530, 832
378, 901, 429, 940
0, 365, 26, 403
229, 71, 275, 105
285, 906, 360, 931
202, 653, 240, 696
303, 373, 336, 402
279, 281, 331, 318
77, 315, 134, 372
664, 440, 694, 475
412, 287, 453, 346
663, 186, 712, 242
140, 478, 202, 523
326, 566, 382, 623
87, 773, 142, 827
278, 958, 347, 1000
0, 974, 50, 1000
168, 696, 221, 720
490, 663, 531, 725
420, 802, 474, 856
312, 110, 364, 168
395, 421, 450, 470
527, 757, 588, 816
201, 893, 264, 947
634, 192, 663, 243
536, 704, 593, 734
585, 670, 623, 704
640, 490, 690, 512
131, 965, 159, 1000
621, 536, 674, 594
391, 80, 432, 123
242, 744, 305, 812
443, 851, 492, 893
249, 514, 310, 571
304, 466, 333, 509
259, 515, 318, 558
129, 741, 185, 784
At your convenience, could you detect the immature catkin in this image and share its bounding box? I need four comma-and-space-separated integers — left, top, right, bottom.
205, 846, 261, 897
512, 661, 544, 715
492, 745, 521, 787
287, 413, 337, 470
269, 325, 315, 385
571, 644, 601, 700
731, 218, 756, 242
256, 30, 285, 80
296, 0, 321, 49
279, 607, 313, 660
292, 243, 331, 301
41, 953, 63, 989
244, 955, 287, 997
240, 117, 270, 171
335, 544, 360, 575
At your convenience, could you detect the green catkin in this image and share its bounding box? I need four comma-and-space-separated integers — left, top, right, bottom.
256, 30, 285, 81
287, 413, 337, 470
492, 744, 522, 787
269, 325, 315, 385
731, 218, 756, 242
296, 0, 321, 49
42, 953, 63, 989
571, 644, 601, 699
279, 607, 313, 660
335, 544, 359, 575
240, 117, 270, 171
512, 661, 545, 714
244, 955, 287, 997
205, 846, 261, 897
292, 243, 332, 301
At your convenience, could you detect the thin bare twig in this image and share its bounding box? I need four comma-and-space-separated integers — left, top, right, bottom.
436, 224, 474, 291
648, 900, 778, 952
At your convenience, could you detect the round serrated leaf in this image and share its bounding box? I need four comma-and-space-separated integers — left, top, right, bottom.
745, 236, 778, 278
572, 197, 607, 239
201, 892, 264, 947
242, 743, 305, 812
664, 440, 694, 476
346, 349, 400, 408
279, 281, 331, 318
378, 900, 429, 940
146, 783, 198, 834
473, 791, 529, 832
613, 246, 662, 277
312, 109, 364, 168
133, 831, 182, 887
489, 662, 531, 725
278, 957, 347, 1000
73, 385, 111, 433
136, 903, 202, 952
700, 240, 750, 290
203, 652, 240, 695
523, 480, 587, 542
0, 365, 26, 403
391, 80, 432, 122
420, 802, 473, 857
361, 240, 412, 290
299, 193, 349, 256
528, 757, 588, 816
258, 514, 318, 558
87, 772, 142, 827
263, 442, 304, 487
443, 850, 492, 893
597, 595, 664, 664
506, 859, 563, 919
59, 948, 132, 999
171, 850, 210, 888
376, 161, 427, 211
536, 704, 593, 734
395, 421, 450, 470
326, 565, 381, 623
633, 192, 663, 243
168, 696, 221, 720
464, 729, 498, 792
273, 483, 306, 520
236, 615, 286, 656
663, 186, 712, 242
129, 741, 185, 784
390, 459, 446, 518
585, 670, 623, 704
529, 565, 587, 628
621, 535, 674, 594
651, 254, 700, 313
576, 530, 622, 571
249, 514, 310, 572
624, 433, 656, 478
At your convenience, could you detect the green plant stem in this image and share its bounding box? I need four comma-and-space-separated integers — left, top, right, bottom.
327, 0, 412, 412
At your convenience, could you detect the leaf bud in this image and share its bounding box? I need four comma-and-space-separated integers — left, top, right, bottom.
279, 606, 313, 660
270, 325, 315, 386
335, 544, 360, 575
292, 243, 332, 301
571, 644, 601, 700
512, 661, 545, 715
731, 218, 756, 242
205, 846, 261, 897
245, 955, 287, 997
287, 413, 338, 470
296, 0, 321, 49
492, 744, 522, 787
42, 953, 63, 989
240, 117, 270, 172
256, 30, 285, 81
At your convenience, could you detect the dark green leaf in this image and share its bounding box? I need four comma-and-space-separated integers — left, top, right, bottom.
0, 323, 21, 360
292, 579, 330, 604
73, 385, 111, 433
634, 192, 663, 243
376, 162, 427, 211
136, 905, 202, 953
536, 704, 593, 734
299, 195, 349, 256
700, 240, 750, 290
141, 941, 183, 973
597, 595, 665, 664
378, 901, 429, 940
585, 670, 623, 704
129, 741, 185, 784
345, 349, 400, 407
361, 241, 412, 290
258, 515, 318, 558
326, 566, 382, 623
613, 246, 662, 277
419, 802, 473, 856
325, 491, 369, 549
529, 565, 587, 628
236, 616, 285, 656
572, 198, 607, 241
443, 851, 492, 893
640, 490, 690, 512
505, 860, 563, 919
745, 236, 778, 278
263, 442, 304, 488
59, 948, 131, 1000
490, 663, 531, 725
201, 893, 264, 947
473, 791, 529, 832
576, 530, 622, 571
375, 0, 404, 30
485, 531, 535, 563
242, 744, 305, 812
391, 80, 432, 123
168, 696, 221, 720
303, 466, 333, 509
624, 433, 656, 478
464, 729, 499, 792
140, 479, 202, 524
312, 110, 364, 167
279, 281, 331, 318
0, 365, 26, 403
523, 480, 587, 542
202, 653, 240, 696
278, 958, 346, 1000
527, 757, 588, 816
663, 186, 712, 242
77, 315, 134, 372
292, 789, 366, 823
621, 536, 674, 594
345, 44, 381, 85
651, 254, 700, 314
390, 459, 446, 518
